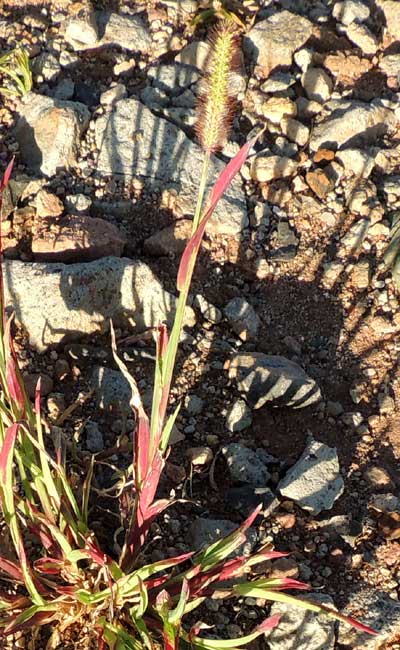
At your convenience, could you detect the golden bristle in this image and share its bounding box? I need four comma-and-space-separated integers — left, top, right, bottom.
196, 21, 241, 154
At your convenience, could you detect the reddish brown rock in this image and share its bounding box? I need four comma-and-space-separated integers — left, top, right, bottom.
143, 219, 192, 256
314, 149, 335, 164
36, 189, 64, 218
32, 214, 126, 262
306, 168, 335, 199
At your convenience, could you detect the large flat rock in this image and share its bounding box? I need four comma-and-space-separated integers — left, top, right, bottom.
94, 98, 248, 235
3, 257, 195, 351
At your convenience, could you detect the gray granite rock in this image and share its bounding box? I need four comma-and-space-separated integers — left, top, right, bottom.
228, 353, 321, 410
278, 438, 344, 515
224, 297, 260, 341
222, 443, 271, 487
266, 593, 336, 650
3, 257, 195, 351
92, 367, 131, 419
225, 399, 252, 432
15, 93, 90, 177
244, 11, 313, 77
64, 11, 151, 53
338, 588, 400, 648
95, 98, 248, 235
309, 101, 396, 152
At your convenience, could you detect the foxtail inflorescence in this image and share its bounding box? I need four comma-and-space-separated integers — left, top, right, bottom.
196, 20, 241, 154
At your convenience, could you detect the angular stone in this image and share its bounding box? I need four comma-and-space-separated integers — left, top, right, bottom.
92, 366, 131, 418
15, 93, 90, 177
279, 438, 344, 515
345, 23, 378, 55
35, 189, 64, 218
309, 101, 396, 151
302, 67, 333, 103
266, 593, 335, 650
332, 0, 370, 25
338, 588, 400, 648
189, 518, 257, 556
224, 297, 260, 341
244, 11, 313, 77
95, 98, 247, 235
143, 220, 191, 256
306, 169, 336, 199
376, 0, 400, 40
380, 53, 400, 78
32, 214, 126, 262
64, 11, 151, 53
3, 257, 195, 350
228, 353, 321, 410
251, 155, 298, 183
261, 96, 297, 125
222, 443, 271, 487
225, 399, 252, 432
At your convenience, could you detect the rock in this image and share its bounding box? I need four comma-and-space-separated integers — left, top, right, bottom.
309, 101, 396, 151
351, 259, 370, 289
84, 420, 104, 453
265, 593, 335, 650
64, 5, 98, 47
65, 193, 92, 214
189, 518, 257, 555
95, 98, 247, 235
147, 63, 199, 96
144, 220, 191, 256
335, 148, 376, 177
332, 0, 370, 25
261, 97, 297, 125
281, 117, 310, 147
379, 53, 400, 77
364, 465, 393, 489
32, 215, 126, 262
344, 23, 378, 55
35, 189, 64, 218
338, 588, 400, 648
222, 443, 271, 487
268, 221, 299, 262
47, 393, 65, 422
260, 72, 296, 93
229, 353, 321, 410
34, 52, 61, 81
185, 394, 204, 415
339, 218, 370, 254
193, 294, 222, 325
92, 366, 131, 417
3, 257, 195, 350
175, 41, 209, 70
224, 486, 278, 517
54, 78, 75, 101
225, 399, 252, 432
23, 372, 53, 399
64, 11, 151, 53
302, 67, 333, 103
15, 93, 90, 177
376, 0, 400, 40
244, 11, 313, 77
187, 447, 213, 465
224, 297, 260, 342
306, 169, 336, 199
279, 438, 344, 515
100, 83, 127, 106
54, 358, 70, 381
251, 155, 298, 183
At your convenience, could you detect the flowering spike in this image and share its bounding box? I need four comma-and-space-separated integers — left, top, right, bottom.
196, 20, 241, 154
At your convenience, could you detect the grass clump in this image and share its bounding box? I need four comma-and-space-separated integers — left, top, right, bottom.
0, 47, 32, 97
0, 20, 377, 650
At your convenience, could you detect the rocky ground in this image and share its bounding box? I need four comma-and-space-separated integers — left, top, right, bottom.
1, 0, 400, 648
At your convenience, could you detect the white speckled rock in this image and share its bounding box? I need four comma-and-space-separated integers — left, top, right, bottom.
278, 438, 344, 515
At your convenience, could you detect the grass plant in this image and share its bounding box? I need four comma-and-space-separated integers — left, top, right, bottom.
0, 20, 377, 650
0, 47, 32, 97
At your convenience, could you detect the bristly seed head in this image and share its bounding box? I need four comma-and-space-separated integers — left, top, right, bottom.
196, 20, 241, 154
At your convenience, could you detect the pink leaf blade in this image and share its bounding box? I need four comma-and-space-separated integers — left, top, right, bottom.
177, 134, 259, 292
